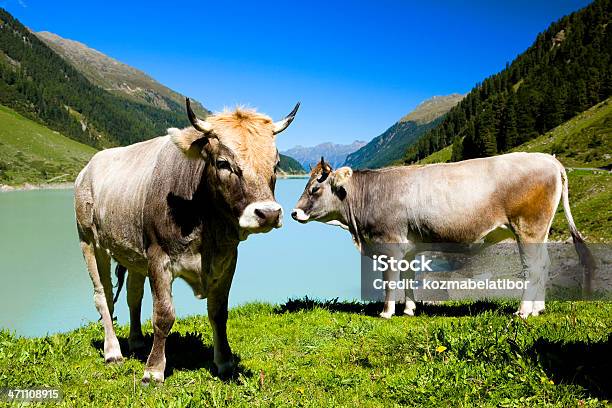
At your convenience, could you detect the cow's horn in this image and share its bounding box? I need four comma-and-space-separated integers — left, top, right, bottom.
186, 98, 213, 133
273, 102, 301, 135
317, 156, 330, 182
320, 156, 330, 172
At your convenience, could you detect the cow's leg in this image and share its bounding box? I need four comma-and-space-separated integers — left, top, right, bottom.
402, 251, 417, 316
127, 271, 146, 352
80, 241, 123, 363
142, 247, 174, 384
207, 247, 238, 377
380, 267, 400, 319
514, 236, 550, 318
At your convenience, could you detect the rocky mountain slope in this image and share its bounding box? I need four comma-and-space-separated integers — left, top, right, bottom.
35, 31, 208, 117
344, 94, 463, 169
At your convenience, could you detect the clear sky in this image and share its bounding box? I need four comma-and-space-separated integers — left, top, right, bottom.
0, 0, 592, 150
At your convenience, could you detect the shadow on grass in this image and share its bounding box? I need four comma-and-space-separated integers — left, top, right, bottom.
277, 297, 516, 317
528, 335, 611, 400
92, 331, 253, 382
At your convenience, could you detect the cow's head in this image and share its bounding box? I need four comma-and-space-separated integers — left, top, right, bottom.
291, 157, 353, 224
171, 98, 299, 238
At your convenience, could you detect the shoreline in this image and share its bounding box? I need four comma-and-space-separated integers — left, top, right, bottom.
0, 182, 74, 192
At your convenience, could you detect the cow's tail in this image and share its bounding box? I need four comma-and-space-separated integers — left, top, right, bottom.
113, 264, 127, 304
560, 167, 596, 296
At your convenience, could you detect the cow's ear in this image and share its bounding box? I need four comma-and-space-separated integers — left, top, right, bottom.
170, 128, 208, 158
331, 167, 353, 188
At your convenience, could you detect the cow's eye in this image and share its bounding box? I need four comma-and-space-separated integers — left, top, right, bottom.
216, 160, 232, 171
310, 186, 320, 195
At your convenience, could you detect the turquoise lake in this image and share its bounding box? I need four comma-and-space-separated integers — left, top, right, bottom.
0, 179, 360, 337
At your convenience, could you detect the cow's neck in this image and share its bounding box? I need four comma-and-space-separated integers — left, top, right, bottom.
338, 171, 374, 249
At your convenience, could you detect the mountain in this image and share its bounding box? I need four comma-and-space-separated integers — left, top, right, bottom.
0, 104, 96, 186
402, 0, 611, 164
344, 94, 463, 169
282, 141, 366, 169
278, 154, 306, 175
35, 31, 209, 117
0, 8, 198, 149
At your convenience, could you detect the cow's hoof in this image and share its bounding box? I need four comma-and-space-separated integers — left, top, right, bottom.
379, 311, 394, 319
104, 351, 123, 364
403, 309, 415, 316
215, 360, 234, 378
141, 370, 164, 385
514, 309, 536, 319
533, 301, 545, 315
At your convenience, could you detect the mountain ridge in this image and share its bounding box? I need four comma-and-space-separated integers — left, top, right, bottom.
344, 94, 463, 169
282, 140, 366, 169
35, 31, 209, 117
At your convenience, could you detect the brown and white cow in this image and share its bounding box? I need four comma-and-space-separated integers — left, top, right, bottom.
291, 153, 595, 318
75, 98, 299, 383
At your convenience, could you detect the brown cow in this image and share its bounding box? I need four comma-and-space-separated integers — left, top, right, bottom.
75, 99, 299, 383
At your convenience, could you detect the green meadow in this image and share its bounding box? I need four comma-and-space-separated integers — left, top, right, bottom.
1, 300, 610, 407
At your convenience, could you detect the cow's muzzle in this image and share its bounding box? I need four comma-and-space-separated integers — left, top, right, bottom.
291, 208, 310, 223
239, 201, 283, 231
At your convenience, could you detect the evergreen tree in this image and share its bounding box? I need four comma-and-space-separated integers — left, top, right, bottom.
450, 136, 463, 162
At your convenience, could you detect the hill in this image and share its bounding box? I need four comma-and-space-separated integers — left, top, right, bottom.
282, 141, 366, 169
35, 31, 209, 117
0, 8, 196, 149
345, 94, 463, 169
402, 0, 611, 164
0, 104, 96, 186
1, 300, 609, 406
511, 97, 611, 169
278, 154, 306, 175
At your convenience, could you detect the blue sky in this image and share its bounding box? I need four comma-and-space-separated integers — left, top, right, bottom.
1, 0, 592, 150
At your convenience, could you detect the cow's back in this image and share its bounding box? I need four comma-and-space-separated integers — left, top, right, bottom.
75, 136, 171, 269
355, 152, 562, 243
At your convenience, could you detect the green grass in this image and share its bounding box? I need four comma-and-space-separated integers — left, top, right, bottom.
550, 170, 611, 242
0, 300, 610, 407
418, 145, 452, 164
0, 104, 97, 186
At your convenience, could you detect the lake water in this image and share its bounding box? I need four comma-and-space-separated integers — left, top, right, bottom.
0, 179, 360, 337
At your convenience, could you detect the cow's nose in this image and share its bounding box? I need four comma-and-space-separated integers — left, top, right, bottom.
255, 207, 282, 226
291, 210, 298, 220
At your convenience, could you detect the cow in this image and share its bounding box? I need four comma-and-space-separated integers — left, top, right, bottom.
291, 153, 595, 318
75, 98, 299, 383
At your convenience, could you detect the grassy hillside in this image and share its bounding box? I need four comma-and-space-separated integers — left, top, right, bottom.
0, 104, 96, 186
0, 300, 609, 406
416, 144, 452, 165
512, 98, 611, 169
549, 170, 611, 242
